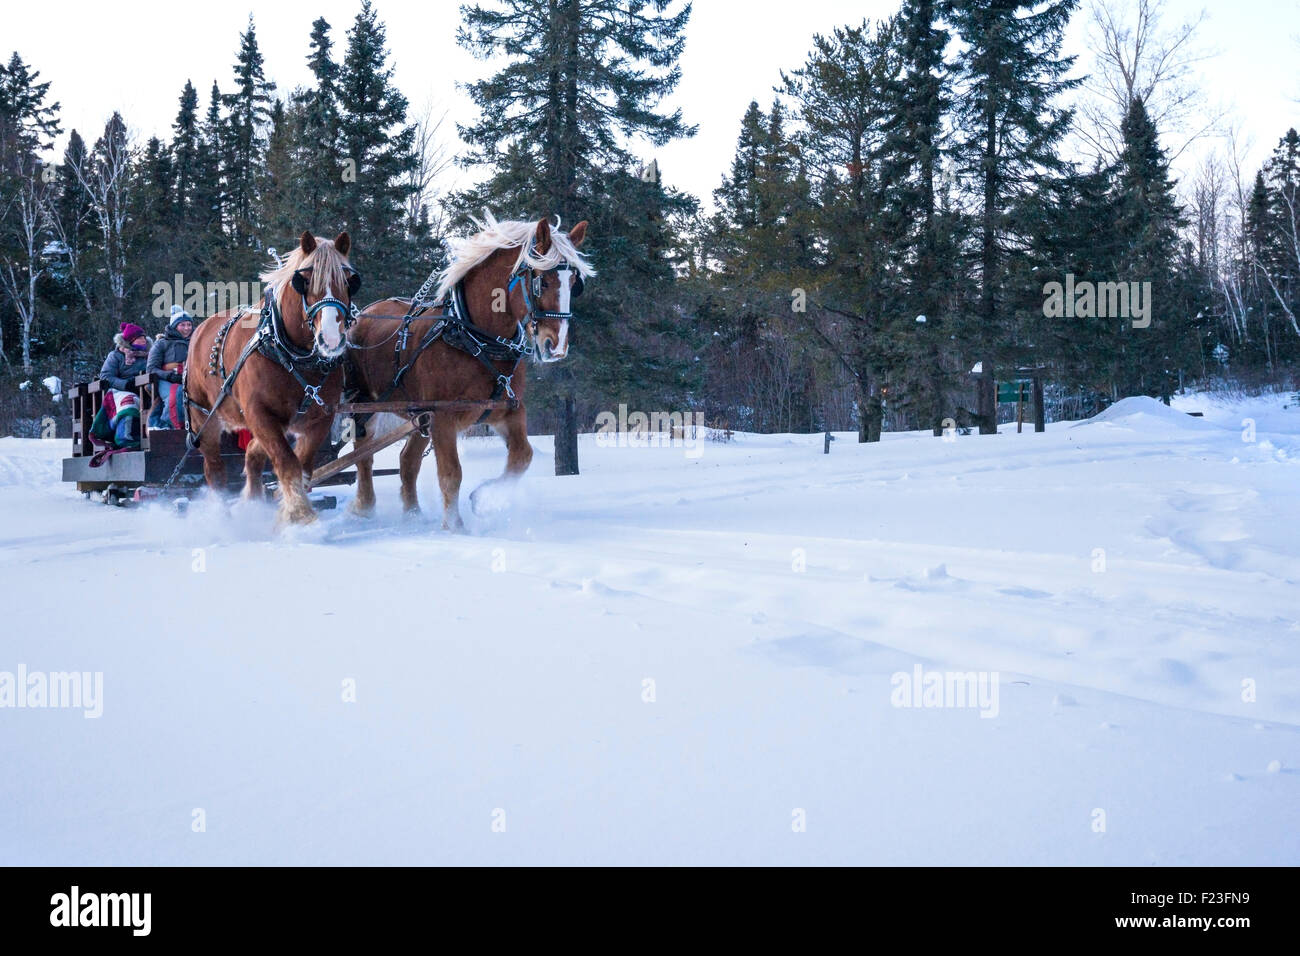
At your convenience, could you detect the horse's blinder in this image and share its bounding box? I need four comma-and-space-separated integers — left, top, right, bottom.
291, 266, 362, 328
291, 267, 362, 298
529, 268, 583, 302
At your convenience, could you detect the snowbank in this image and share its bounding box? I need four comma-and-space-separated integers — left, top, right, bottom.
1079, 395, 1212, 431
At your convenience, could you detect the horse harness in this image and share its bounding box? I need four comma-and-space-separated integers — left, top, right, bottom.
168, 272, 361, 489
371, 256, 583, 427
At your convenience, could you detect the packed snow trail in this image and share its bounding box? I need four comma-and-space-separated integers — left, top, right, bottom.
0, 393, 1297, 864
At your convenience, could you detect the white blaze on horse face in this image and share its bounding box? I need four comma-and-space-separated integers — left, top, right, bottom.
556, 268, 573, 314
550, 318, 570, 360
317, 282, 345, 353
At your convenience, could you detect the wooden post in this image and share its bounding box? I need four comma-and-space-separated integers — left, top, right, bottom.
1033, 375, 1045, 433
1016, 383, 1024, 434
824, 431, 833, 454
554, 393, 579, 476
866, 383, 883, 443
977, 366, 997, 434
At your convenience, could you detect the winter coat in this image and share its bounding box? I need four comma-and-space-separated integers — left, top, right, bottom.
99, 335, 152, 390
147, 326, 191, 384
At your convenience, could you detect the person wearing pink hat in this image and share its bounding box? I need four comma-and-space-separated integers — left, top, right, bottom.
99, 322, 153, 391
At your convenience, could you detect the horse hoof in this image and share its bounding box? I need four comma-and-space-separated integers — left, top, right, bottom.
276, 506, 318, 529
349, 501, 375, 518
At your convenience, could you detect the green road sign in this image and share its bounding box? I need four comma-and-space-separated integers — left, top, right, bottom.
997, 381, 1030, 404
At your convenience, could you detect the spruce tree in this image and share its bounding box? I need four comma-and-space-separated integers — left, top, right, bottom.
944, 0, 1080, 432
45, 129, 98, 331
780, 19, 899, 440
260, 98, 302, 246
297, 17, 344, 228
0, 52, 61, 171
222, 16, 276, 249
337, 0, 417, 284
713, 101, 767, 242
455, 0, 697, 473
197, 81, 226, 238
880, 0, 951, 434
1112, 96, 1185, 399
171, 81, 201, 224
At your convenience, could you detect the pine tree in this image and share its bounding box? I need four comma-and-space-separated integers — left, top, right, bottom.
880, 0, 952, 434
222, 16, 276, 248
261, 97, 305, 245
0, 52, 61, 172
944, 0, 1080, 431
337, 0, 417, 282
41, 129, 98, 333
459, 0, 693, 223
1112, 96, 1185, 399
455, 0, 697, 473
702, 98, 829, 433
132, 136, 178, 309
171, 81, 201, 224
780, 18, 900, 440
713, 101, 767, 241
1026, 161, 1120, 394
296, 16, 344, 227
1255, 129, 1300, 346
196, 81, 226, 238
0, 53, 61, 367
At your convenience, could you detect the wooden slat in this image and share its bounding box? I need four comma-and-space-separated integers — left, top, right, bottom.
334, 399, 518, 415
309, 419, 420, 487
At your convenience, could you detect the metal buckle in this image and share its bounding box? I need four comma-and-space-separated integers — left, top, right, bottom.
303, 384, 324, 407
497, 375, 516, 400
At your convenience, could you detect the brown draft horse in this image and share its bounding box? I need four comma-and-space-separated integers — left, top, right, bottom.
184, 231, 359, 527
346, 215, 592, 530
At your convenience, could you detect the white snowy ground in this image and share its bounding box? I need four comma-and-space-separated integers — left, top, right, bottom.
0, 392, 1297, 865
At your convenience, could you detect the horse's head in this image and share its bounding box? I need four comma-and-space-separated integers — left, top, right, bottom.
515, 218, 590, 363
274, 231, 362, 360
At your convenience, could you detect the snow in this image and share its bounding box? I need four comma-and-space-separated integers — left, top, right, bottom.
0, 392, 1298, 865
1084, 394, 1212, 430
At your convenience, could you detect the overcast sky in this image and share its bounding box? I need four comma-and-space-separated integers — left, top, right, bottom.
9, 0, 1299, 214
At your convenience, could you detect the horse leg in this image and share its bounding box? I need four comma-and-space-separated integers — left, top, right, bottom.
242, 438, 267, 501
399, 429, 431, 514
470, 408, 533, 512
350, 453, 376, 516
244, 405, 314, 527
293, 418, 331, 486
197, 417, 227, 494
429, 414, 464, 532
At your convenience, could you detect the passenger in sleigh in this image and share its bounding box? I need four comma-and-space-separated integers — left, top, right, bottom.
87, 389, 142, 465
98, 322, 152, 391
87, 322, 153, 465
147, 305, 194, 429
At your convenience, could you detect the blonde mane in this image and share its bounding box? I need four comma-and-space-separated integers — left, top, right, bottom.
260, 238, 353, 304
436, 212, 594, 300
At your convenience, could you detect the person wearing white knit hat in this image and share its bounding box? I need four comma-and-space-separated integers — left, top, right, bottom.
147, 305, 196, 429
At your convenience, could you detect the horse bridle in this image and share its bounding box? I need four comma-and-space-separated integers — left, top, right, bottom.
291, 266, 362, 330
507, 259, 584, 335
